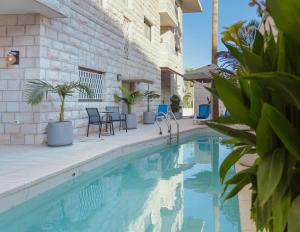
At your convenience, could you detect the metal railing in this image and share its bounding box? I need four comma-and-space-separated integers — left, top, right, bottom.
155, 111, 179, 145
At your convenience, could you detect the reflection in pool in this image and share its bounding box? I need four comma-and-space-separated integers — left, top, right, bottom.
0, 134, 240, 232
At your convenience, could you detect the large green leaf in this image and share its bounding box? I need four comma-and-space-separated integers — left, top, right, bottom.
270, 0, 300, 46
288, 195, 300, 232
213, 76, 255, 127
249, 81, 263, 125
257, 148, 285, 205
224, 175, 252, 200
272, 191, 291, 232
206, 122, 256, 145
256, 107, 275, 156
263, 104, 300, 160
243, 72, 300, 111
252, 30, 264, 56
241, 46, 265, 72
220, 146, 250, 183
223, 42, 245, 67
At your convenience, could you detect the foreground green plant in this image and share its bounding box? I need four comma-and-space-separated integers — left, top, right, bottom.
114, 86, 143, 114
207, 0, 300, 231
25, 80, 93, 122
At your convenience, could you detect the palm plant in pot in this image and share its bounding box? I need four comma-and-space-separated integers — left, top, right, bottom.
170, 95, 182, 119
25, 80, 93, 147
205, 0, 300, 231
114, 86, 143, 129
143, 87, 160, 124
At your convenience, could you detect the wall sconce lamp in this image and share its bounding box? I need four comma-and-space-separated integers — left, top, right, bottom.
5, 51, 19, 65
117, 74, 122, 81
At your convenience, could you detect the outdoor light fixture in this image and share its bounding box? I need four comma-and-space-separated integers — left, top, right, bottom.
5, 51, 19, 65
117, 74, 122, 81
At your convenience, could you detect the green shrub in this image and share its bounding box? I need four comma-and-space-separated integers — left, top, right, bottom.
207, 0, 300, 231
170, 95, 181, 113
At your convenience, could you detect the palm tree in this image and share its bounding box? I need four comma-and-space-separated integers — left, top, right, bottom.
211, 0, 219, 119
25, 80, 93, 122
218, 20, 260, 71
114, 86, 143, 114
144, 90, 160, 112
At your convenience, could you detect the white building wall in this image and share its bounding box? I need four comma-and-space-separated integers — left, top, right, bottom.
0, 0, 188, 144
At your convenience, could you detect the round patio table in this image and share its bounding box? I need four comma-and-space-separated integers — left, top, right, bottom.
100, 111, 114, 135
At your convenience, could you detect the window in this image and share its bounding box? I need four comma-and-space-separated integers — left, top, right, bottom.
144, 18, 152, 41
123, 17, 131, 59
79, 67, 104, 102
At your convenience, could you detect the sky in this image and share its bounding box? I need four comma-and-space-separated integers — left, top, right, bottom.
183, 0, 260, 69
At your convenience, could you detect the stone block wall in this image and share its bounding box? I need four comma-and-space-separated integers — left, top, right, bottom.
0, 14, 42, 144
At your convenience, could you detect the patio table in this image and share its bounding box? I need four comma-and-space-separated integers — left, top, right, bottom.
100, 111, 114, 135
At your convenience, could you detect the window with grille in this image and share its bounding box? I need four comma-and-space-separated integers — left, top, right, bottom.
79, 67, 104, 102
123, 17, 131, 59
144, 18, 152, 41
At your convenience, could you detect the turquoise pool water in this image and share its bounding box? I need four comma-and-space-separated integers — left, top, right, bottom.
0, 133, 240, 232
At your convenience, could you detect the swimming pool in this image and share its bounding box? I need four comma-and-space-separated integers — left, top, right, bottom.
0, 133, 240, 232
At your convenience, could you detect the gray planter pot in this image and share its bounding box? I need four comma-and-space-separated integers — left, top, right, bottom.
125, 114, 137, 129
173, 112, 182, 120
48, 121, 73, 147
143, 112, 155, 124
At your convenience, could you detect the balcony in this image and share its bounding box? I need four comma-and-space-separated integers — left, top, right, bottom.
182, 0, 202, 13
159, 0, 178, 27
0, 0, 67, 18
159, 42, 183, 75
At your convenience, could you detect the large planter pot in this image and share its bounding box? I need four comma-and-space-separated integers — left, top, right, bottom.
173, 112, 182, 120
48, 121, 73, 147
125, 114, 137, 129
143, 112, 155, 124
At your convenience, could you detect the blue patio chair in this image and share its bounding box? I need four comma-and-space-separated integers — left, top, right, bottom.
224, 110, 230, 117
193, 104, 211, 124
156, 104, 168, 117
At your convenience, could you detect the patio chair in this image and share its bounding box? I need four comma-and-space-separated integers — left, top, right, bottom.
86, 108, 114, 137
193, 104, 211, 125
156, 104, 169, 118
105, 106, 127, 132
224, 110, 230, 117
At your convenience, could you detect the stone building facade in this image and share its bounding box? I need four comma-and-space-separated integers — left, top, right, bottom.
0, 0, 201, 144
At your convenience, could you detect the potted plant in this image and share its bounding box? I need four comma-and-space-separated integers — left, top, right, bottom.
143, 87, 160, 124
25, 80, 93, 147
114, 86, 143, 129
170, 95, 182, 119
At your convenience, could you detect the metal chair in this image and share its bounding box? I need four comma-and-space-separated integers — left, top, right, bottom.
105, 106, 127, 132
86, 108, 114, 137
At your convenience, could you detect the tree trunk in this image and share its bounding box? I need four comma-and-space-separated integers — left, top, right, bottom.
212, 0, 219, 119
59, 97, 65, 122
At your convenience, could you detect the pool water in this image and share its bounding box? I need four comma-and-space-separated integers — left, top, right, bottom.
0, 133, 240, 232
